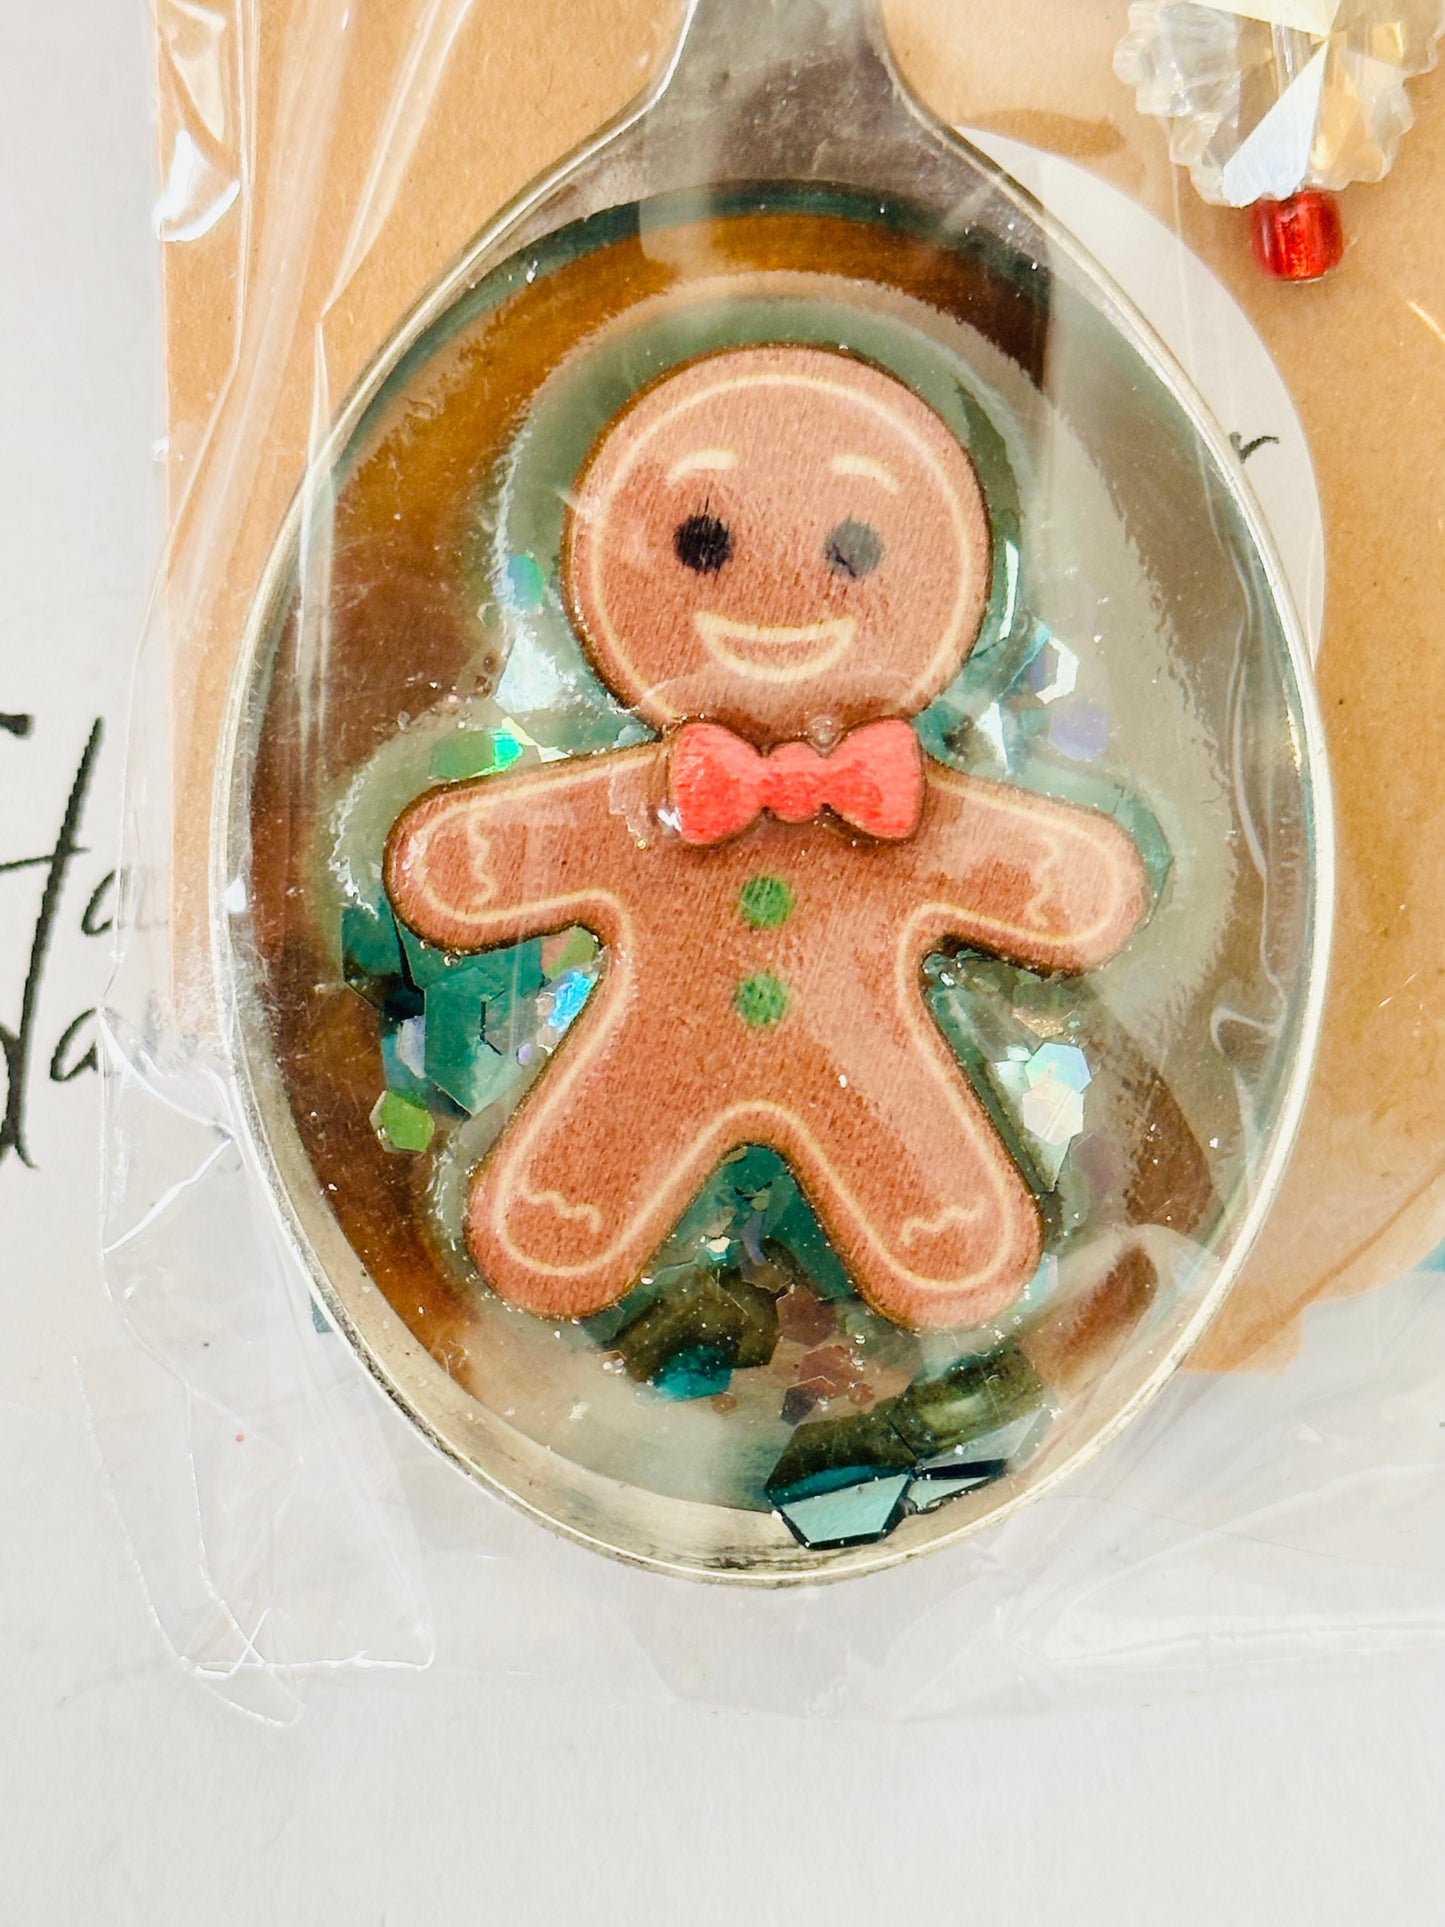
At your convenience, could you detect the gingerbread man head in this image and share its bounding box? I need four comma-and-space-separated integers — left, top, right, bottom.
563, 345, 992, 743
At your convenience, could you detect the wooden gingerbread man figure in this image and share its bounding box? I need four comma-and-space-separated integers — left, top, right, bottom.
386, 346, 1148, 1330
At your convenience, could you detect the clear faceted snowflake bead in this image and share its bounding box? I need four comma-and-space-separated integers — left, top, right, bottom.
1116, 0, 1445, 205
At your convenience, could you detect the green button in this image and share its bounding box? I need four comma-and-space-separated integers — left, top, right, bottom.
733, 973, 791, 1029
738, 875, 795, 929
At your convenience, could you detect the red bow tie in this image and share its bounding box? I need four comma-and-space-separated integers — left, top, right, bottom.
670, 719, 923, 846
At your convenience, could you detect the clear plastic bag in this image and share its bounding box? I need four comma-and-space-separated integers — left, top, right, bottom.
100, 0, 1445, 1716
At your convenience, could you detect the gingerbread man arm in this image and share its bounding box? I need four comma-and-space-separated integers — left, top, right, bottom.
383, 743, 666, 953
902, 764, 1150, 973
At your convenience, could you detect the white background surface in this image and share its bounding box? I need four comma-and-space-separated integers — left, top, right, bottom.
2, 5, 1444, 1921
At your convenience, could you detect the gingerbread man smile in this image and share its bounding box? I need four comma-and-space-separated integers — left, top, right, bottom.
692, 612, 855, 682
386, 345, 1150, 1331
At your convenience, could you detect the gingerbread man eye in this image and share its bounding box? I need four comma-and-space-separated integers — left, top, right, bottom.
674, 513, 733, 574
824, 518, 884, 580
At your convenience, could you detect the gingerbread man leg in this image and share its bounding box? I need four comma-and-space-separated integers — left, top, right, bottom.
466, 983, 734, 1319
770, 994, 1044, 1331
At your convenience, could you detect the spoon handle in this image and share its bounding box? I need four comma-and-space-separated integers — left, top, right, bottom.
662, 0, 898, 134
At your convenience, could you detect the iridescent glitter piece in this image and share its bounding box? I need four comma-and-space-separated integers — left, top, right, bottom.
1117, 0, 1445, 205
1048, 700, 1110, 764
1027, 636, 1079, 705
992, 1041, 1094, 1187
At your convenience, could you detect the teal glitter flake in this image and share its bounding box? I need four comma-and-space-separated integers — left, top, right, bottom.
971, 700, 1011, 769
653, 1344, 735, 1401
905, 1469, 988, 1512
905, 1410, 1047, 1513
395, 919, 457, 991
625, 1145, 852, 1308
340, 898, 404, 989
423, 968, 515, 1115
351, 888, 550, 1120
395, 918, 545, 1004
393, 940, 543, 1114
776, 1474, 910, 1551
767, 1410, 917, 1504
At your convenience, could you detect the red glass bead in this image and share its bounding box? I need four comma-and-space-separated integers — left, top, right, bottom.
1250, 191, 1344, 282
